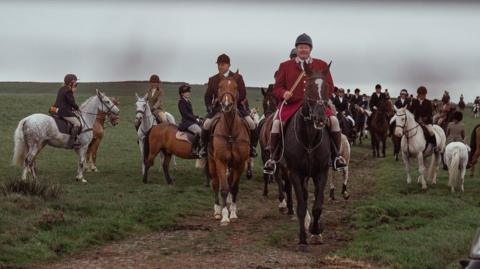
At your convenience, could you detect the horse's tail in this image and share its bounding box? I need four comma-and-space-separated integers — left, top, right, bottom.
448, 148, 460, 188
469, 125, 480, 160
12, 118, 28, 166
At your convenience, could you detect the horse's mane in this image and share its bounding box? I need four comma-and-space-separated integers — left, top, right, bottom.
470, 124, 480, 159
80, 95, 97, 109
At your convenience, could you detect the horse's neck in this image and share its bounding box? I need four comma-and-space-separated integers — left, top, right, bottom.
406, 114, 425, 143
96, 112, 107, 124
141, 105, 155, 132
218, 111, 239, 135
295, 110, 320, 147
80, 97, 100, 129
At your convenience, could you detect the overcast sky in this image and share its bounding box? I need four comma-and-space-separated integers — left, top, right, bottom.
0, 1, 479, 100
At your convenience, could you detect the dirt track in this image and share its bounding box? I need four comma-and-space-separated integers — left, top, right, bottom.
36, 152, 381, 269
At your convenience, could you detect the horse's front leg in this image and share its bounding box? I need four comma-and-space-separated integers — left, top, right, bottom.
75, 147, 88, 183
275, 171, 287, 212
217, 163, 230, 226
162, 153, 174, 185
282, 169, 294, 216
342, 166, 350, 200
91, 136, 102, 172
310, 170, 328, 245
402, 150, 412, 184
417, 152, 427, 190
381, 136, 386, 158
328, 169, 336, 201
209, 160, 221, 220
291, 172, 308, 249
229, 169, 241, 220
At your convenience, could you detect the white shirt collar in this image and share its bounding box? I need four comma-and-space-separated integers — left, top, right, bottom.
223, 70, 230, 77
295, 56, 313, 70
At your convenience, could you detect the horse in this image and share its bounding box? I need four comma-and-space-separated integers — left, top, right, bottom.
467, 124, 480, 177
282, 62, 332, 249
12, 90, 119, 183
392, 107, 446, 190
85, 97, 120, 172
258, 85, 294, 215
328, 133, 351, 200
444, 142, 470, 192
135, 94, 195, 184
473, 104, 480, 119
458, 99, 466, 110
369, 99, 394, 158
350, 104, 367, 145
209, 71, 251, 226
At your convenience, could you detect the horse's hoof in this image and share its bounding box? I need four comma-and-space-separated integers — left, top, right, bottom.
214, 214, 222, 220
342, 192, 351, 200
246, 171, 253, 179
220, 219, 230, 226
310, 234, 324, 245
230, 213, 238, 220
296, 244, 309, 252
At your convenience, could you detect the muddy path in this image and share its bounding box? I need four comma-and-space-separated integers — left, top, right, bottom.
36, 151, 381, 269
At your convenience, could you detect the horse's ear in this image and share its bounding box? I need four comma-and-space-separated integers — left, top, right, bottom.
389, 115, 397, 125
393, 105, 398, 113
96, 89, 100, 97
261, 88, 266, 96
323, 61, 332, 75
135, 92, 139, 99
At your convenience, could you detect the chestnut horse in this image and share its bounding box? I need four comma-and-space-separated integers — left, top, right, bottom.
369, 99, 394, 158
209, 72, 250, 226
86, 98, 120, 172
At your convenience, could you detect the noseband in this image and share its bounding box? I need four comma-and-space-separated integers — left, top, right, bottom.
395, 112, 419, 138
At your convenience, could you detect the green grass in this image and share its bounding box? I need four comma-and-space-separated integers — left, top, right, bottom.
336, 112, 480, 269
0, 81, 266, 267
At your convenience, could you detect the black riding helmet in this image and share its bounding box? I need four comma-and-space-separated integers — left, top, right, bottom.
64, 74, 78, 86
179, 84, 191, 96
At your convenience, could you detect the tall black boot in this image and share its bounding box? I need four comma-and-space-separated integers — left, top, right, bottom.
68, 126, 81, 149
249, 129, 258, 158
192, 134, 201, 157
263, 133, 281, 174
198, 129, 210, 158
331, 131, 347, 171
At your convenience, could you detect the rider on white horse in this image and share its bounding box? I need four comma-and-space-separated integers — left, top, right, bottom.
408, 86, 436, 148
51, 74, 81, 148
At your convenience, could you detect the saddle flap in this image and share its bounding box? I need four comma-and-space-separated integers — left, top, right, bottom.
52, 115, 75, 135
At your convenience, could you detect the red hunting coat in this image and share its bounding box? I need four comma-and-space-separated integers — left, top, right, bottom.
273, 58, 334, 121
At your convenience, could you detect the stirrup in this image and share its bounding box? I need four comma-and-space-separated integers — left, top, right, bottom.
263, 160, 276, 175
333, 156, 347, 172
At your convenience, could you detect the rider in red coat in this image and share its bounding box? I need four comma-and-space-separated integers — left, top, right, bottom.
264, 33, 347, 173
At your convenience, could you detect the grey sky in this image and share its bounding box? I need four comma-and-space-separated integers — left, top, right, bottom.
0, 1, 479, 100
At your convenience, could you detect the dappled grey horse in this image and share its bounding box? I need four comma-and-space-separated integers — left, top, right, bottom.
12, 90, 119, 183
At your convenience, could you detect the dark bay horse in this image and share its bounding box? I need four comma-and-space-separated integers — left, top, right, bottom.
468, 124, 480, 177
283, 63, 332, 249
351, 104, 367, 145
208, 72, 250, 226
369, 99, 394, 158
258, 85, 294, 215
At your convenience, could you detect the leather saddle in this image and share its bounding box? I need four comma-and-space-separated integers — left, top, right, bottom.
175, 131, 197, 144
51, 114, 81, 135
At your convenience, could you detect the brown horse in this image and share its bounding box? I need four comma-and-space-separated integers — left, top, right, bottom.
209, 72, 250, 226
142, 122, 200, 184
258, 86, 294, 215
468, 124, 480, 176
86, 98, 120, 172
369, 99, 394, 157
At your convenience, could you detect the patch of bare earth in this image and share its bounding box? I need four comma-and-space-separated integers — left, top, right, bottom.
35, 151, 382, 269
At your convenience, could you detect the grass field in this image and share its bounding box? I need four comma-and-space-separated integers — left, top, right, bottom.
0, 82, 479, 268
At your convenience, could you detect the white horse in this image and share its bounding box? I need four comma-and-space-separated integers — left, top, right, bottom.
329, 133, 351, 200
391, 107, 446, 190
473, 104, 480, 118
444, 142, 470, 192
12, 90, 119, 183
134, 94, 176, 175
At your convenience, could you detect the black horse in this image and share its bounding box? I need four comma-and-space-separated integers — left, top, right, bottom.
350, 104, 367, 145
283, 63, 332, 249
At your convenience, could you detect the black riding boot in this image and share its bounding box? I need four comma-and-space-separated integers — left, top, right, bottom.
249, 129, 258, 158
331, 131, 347, 171
192, 134, 201, 157
198, 129, 210, 158
263, 133, 281, 174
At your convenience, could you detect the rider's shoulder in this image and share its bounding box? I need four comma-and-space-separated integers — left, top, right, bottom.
311, 58, 328, 67
279, 59, 296, 69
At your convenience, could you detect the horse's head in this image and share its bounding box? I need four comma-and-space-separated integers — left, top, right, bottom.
134, 93, 149, 124
302, 61, 331, 130
391, 106, 410, 137
218, 71, 239, 113
96, 89, 120, 115
106, 97, 120, 126
261, 84, 277, 116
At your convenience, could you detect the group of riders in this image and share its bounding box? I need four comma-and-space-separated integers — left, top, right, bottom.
50, 33, 474, 173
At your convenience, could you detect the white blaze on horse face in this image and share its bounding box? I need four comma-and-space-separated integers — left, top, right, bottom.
314, 78, 325, 99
